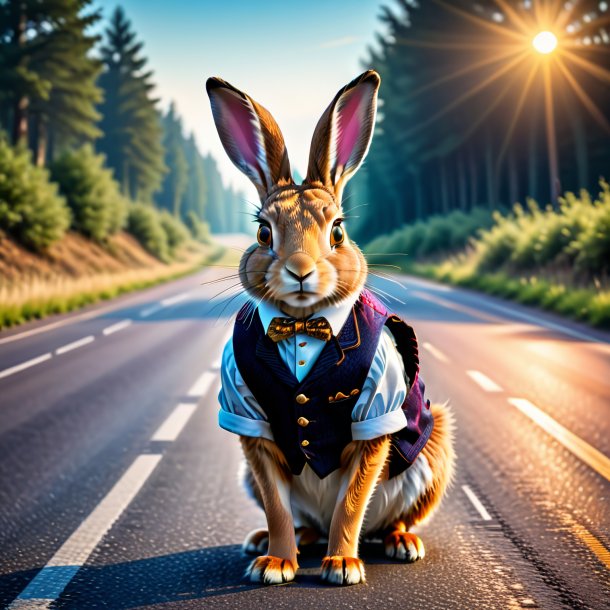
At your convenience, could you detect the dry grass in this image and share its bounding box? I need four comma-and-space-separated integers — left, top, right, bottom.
0, 230, 225, 330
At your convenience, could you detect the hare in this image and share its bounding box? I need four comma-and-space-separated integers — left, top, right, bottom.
208, 70, 455, 586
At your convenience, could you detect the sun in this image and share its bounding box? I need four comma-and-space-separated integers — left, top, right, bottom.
532, 31, 558, 55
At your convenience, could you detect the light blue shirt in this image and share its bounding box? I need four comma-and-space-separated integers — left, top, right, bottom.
218, 298, 409, 442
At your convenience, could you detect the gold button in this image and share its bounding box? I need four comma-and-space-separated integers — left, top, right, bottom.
297, 417, 309, 427
301, 439, 310, 447
295, 394, 309, 404
298, 360, 306, 366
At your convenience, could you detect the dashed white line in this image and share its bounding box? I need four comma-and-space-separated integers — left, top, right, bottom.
139, 303, 163, 318
55, 335, 95, 355
151, 403, 197, 442
467, 370, 503, 393
422, 342, 450, 363
462, 485, 492, 521
507, 397, 610, 482
187, 370, 216, 397
0, 353, 52, 380
8, 454, 162, 609
102, 319, 132, 336
160, 291, 191, 307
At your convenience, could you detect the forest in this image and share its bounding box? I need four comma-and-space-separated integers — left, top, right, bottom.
348, 0, 610, 244
0, 1, 247, 259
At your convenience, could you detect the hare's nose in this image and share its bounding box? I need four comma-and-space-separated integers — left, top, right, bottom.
285, 253, 316, 282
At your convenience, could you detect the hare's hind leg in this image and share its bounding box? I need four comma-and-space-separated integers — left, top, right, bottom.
384, 402, 455, 562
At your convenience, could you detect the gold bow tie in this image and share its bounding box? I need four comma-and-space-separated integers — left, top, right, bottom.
267, 316, 333, 343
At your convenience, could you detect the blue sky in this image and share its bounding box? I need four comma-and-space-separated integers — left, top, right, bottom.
95, 0, 389, 195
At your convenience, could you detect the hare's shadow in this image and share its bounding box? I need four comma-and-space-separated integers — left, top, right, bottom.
1, 542, 399, 608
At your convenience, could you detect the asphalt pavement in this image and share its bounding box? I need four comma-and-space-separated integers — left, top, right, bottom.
0, 238, 608, 609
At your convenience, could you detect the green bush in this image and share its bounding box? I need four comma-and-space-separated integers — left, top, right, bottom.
185, 211, 211, 243
159, 210, 190, 253
127, 203, 170, 262
51, 145, 127, 241
0, 138, 70, 250
571, 182, 610, 275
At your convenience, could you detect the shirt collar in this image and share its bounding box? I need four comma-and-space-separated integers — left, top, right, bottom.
258, 296, 358, 337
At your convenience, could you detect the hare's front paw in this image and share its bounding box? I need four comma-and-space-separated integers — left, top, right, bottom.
384, 530, 425, 562
245, 555, 296, 585
242, 528, 269, 555
320, 556, 365, 585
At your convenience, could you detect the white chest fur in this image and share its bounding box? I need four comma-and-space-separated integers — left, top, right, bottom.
289, 454, 434, 536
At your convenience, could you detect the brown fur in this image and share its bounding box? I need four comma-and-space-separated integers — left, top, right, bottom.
239, 184, 367, 320
321, 436, 391, 584
208, 72, 455, 586
397, 402, 456, 529
240, 437, 298, 582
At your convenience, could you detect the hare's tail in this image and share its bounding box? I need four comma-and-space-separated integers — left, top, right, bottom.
399, 401, 456, 529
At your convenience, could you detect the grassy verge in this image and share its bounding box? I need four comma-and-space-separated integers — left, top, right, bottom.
0, 241, 227, 331
405, 258, 610, 329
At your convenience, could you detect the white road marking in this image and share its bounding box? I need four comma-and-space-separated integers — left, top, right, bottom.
102, 319, 132, 336
187, 370, 216, 397
0, 353, 52, 380
407, 278, 610, 351
55, 336, 95, 355
462, 485, 492, 521
467, 370, 503, 392
507, 398, 610, 482
8, 454, 162, 609
151, 403, 197, 442
466, 371, 504, 392
411, 290, 501, 324
139, 303, 163, 318
469, 297, 610, 348
422, 342, 450, 363
160, 291, 191, 307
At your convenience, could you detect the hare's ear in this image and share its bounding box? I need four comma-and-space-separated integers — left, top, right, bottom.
206, 77, 293, 200
306, 70, 380, 202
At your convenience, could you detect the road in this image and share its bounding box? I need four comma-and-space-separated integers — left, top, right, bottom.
0, 238, 609, 609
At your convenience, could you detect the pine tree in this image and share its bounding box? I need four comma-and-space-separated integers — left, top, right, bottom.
97, 7, 165, 201
0, 0, 103, 165
156, 103, 188, 216
202, 154, 226, 233
181, 133, 208, 221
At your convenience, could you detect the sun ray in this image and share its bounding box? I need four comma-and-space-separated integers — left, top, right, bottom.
543, 61, 560, 201
555, 56, 610, 133
493, 0, 534, 35
495, 63, 540, 171
402, 51, 530, 139
552, 0, 581, 31
431, 0, 528, 44
393, 38, 521, 52
559, 47, 610, 82
405, 45, 525, 100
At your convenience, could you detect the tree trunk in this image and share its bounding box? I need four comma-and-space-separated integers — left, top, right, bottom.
12, 11, 29, 145
35, 119, 48, 167
485, 132, 495, 209
570, 110, 589, 190
468, 147, 478, 208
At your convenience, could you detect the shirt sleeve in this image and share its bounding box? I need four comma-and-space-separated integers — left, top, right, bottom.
217, 338, 274, 441
351, 327, 409, 441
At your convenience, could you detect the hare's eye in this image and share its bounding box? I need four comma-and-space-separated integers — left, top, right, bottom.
257, 224, 272, 247
330, 223, 344, 247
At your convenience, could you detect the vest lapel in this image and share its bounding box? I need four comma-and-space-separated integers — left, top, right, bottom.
255, 334, 299, 387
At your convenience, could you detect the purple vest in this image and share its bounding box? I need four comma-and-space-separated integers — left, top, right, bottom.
232, 290, 434, 479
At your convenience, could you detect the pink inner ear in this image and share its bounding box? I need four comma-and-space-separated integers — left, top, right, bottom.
220, 90, 259, 167
336, 87, 367, 168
